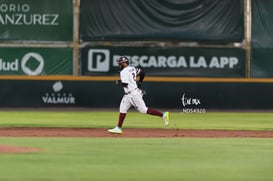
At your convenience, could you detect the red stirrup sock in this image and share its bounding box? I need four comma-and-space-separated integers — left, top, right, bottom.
117, 113, 126, 128
146, 108, 163, 117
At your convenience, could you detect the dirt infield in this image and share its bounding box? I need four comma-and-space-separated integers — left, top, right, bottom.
0, 127, 273, 138
1, 128, 272, 153
0, 144, 42, 154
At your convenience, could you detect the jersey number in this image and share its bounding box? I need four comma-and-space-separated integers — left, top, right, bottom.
132, 73, 136, 81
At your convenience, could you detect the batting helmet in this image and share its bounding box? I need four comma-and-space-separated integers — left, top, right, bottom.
117, 56, 129, 65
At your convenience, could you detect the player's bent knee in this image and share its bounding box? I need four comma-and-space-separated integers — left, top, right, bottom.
138, 107, 148, 114
119, 110, 127, 114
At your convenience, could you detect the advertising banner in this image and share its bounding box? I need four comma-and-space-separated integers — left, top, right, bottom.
0, 47, 73, 75
0, 80, 123, 107
81, 46, 246, 77
0, 0, 73, 41
1, 80, 273, 110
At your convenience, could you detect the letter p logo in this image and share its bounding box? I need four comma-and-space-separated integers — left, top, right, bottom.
88, 49, 110, 72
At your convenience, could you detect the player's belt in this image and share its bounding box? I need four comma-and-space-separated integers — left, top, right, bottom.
125, 88, 137, 95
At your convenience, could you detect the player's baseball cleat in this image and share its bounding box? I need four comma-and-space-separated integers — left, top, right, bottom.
108, 126, 123, 134
162, 112, 170, 126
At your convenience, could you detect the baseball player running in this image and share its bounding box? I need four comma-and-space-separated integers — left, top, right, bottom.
108, 56, 170, 134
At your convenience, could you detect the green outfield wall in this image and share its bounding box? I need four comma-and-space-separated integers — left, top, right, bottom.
1, 0, 272, 78
1, 0, 273, 109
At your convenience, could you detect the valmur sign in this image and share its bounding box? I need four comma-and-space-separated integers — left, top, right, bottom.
81, 46, 246, 77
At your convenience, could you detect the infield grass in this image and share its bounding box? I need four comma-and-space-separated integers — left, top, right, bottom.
0, 138, 272, 181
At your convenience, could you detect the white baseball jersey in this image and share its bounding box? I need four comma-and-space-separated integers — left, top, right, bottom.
120, 66, 141, 94
119, 66, 148, 114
